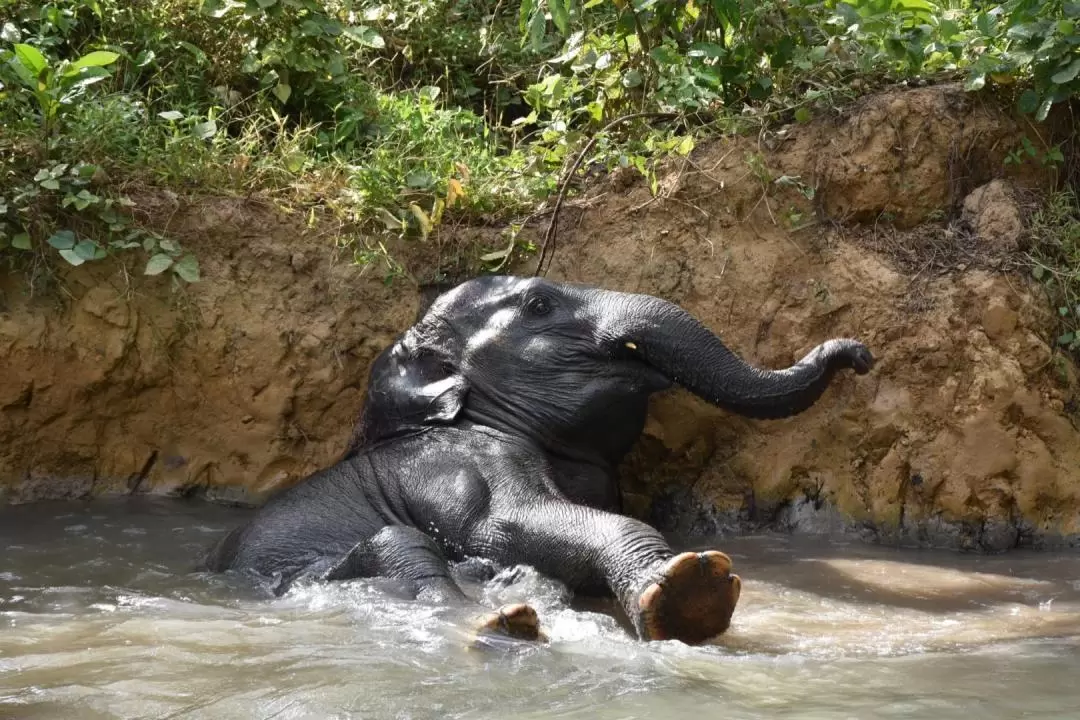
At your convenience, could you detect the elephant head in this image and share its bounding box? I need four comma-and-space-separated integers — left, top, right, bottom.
351, 276, 873, 491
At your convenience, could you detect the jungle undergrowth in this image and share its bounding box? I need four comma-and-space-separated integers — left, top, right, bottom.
0, 0, 1078, 290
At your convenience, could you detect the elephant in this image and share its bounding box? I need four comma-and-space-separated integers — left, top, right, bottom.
201, 275, 874, 645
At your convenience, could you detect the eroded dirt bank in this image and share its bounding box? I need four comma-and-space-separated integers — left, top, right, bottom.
2, 84, 1078, 551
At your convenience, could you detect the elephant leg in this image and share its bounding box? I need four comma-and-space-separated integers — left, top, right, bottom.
488, 501, 741, 645
323, 525, 545, 645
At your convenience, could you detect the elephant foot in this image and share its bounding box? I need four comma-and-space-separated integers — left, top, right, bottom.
470, 602, 548, 649
636, 550, 741, 645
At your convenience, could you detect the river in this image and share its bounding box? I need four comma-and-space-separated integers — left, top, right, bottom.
2, 498, 1079, 719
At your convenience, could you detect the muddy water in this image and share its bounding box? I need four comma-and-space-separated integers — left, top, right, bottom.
2, 499, 1080, 719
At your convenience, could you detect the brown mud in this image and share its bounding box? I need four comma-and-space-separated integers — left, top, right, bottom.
2, 83, 1078, 551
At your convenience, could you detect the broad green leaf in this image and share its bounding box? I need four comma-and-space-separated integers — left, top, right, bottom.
257, 0, 277, 7
47, 230, 76, 250
622, 69, 643, 88
192, 118, 218, 139
144, 253, 174, 275
159, 238, 180, 253
173, 254, 201, 283
273, 82, 292, 103
342, 25, 385, 48
66, 51, 120, 75
158, 110, 185, 121
1050, 58, 1080, 85
519, 0, 536, 34
964, 71, 986, 91
60, 67, 111, 100
688, 42, 725, 58
547, 0, 570, 35
1058, 331, 1076, 346
12, 232, 31, 250
73, 239, 102, 261
794, 107, 813, 123
1018, 89, 1040, 114
59, 248, 86, 266
527, 6, 546, 51
14, 44, 47, 75
676, 135, 695, 156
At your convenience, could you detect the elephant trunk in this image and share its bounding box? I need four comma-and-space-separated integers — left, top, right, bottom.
594, 292, 873, 420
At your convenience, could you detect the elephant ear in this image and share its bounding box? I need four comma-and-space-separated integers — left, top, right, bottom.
346, 337, 469, 453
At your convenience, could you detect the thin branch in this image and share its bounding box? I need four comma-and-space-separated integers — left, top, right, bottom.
534, 111, 678, 276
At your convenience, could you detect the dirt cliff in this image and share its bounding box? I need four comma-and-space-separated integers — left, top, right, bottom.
2, 84, 1078, 551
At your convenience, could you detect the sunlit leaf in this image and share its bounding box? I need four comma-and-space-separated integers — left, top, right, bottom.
66, 51, 120, 75
59, 248, 86, 266
14, 44, 47, 75
145, 253, 174, 275
174, 254, 201, 282
47, 230, 76, 250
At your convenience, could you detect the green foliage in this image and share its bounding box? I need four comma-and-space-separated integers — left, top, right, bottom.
5, 41, 119, 145
966, 0, 1080, 122
1029, 190, 1080, 357
0, 0, 1077, 287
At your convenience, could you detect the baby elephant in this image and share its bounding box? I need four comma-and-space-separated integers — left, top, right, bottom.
201, 276, 874, 645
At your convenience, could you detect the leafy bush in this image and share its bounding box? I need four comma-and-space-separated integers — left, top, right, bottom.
0, 0, 1077, 287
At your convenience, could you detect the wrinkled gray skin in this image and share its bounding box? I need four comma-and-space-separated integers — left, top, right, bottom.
202, 276, 873, 637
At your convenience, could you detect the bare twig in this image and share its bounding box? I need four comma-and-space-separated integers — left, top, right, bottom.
534, 111, 678, 276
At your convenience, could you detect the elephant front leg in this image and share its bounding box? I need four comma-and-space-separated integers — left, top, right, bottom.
323, 525, 545, 646
482, 503, 741, 645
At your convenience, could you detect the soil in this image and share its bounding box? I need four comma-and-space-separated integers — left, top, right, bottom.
2, 83, 1078, 551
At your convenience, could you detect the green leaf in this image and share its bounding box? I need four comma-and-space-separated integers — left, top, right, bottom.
519, 0, 536, 33
66, 51, 120, 75
158, 238, 180, 254
964, 71, 986, 91
342, 25, 385, 48
74, 239, 105, 261
1032, 265, 1046, 280
158, 110, 184, 121
273, 83, 292, 103
794, 107, 813, 124
1058, 331, 1076, 346
40, 178, 60, 190
675, 136, 695, 156
1036, 97, 1054, 122
527, 6, 546, 51
192, 118, 218, 140
59, 248, 86, 266
547, 0, 570, 35
12, 232, 31, 250
1050, 58, 1080, 85
622, 69, 643, 88
144, 253, 174, 275
1018, 89, 1040, 114
688, 42, 725, 59
173, 254, 201, 283
47, 230, 76, 250
14, 44, 48, 76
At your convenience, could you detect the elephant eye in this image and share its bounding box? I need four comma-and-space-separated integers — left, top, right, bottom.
525, 295, 552, 316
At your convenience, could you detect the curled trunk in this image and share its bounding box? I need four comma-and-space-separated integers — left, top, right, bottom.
595, 292, 873, 419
